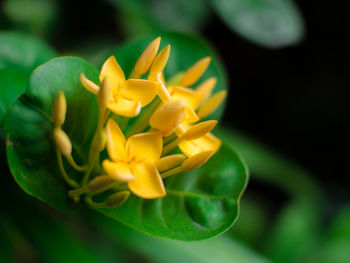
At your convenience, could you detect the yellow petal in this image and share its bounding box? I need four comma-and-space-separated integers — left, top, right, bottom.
181, 120, 217, 140
184, 106, 199, 123
108, 98, 141, 117
105, 119, 127, 161
180, 57, 211, 87
126, 132, 162, 163
134, 37, 161, 75
121, 79, 159, 106
98, 78, 113, 109
178, 133, 221, 157
181, 150, 214, 171
197, 90, 227, 120
149, 100, 185, 136
149, 45, 170, 76
103, 160, 135, 182
128, 162, 166, 199
150, 73, 171, 102
169, 85, 203, 110
156, 154, 186, 172
100, 56, 125, 88
80, 73, 100, 94
195, 77, 217, 102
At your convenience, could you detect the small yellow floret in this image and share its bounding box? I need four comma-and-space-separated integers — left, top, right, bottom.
181, 57, 211, 87
134, 37, 161, 75
53, 91, 67, 127
149, 45, 171, 79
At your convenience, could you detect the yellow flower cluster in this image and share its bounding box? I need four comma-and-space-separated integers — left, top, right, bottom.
53, 37, 226, 207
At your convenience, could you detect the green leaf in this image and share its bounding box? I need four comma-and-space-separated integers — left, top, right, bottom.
108, 0, 209, 36
209, 0, 305, 48
94, 213, 271, 263
108, 32, 228, 121
95, 141, 248, 240
0, 32, 56, 121
3, 57, 99, 211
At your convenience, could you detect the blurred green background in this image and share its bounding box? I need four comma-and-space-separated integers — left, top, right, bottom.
1, 0, 349, 262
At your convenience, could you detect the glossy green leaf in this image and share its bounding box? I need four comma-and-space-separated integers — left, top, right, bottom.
209, 0, 305, 48
95, 141, 248, 240
108, 32, 228, 121
0, 32, 56, 121
3, 57, 99, 211
94, 212, 270, 263
108, 0, 209, 36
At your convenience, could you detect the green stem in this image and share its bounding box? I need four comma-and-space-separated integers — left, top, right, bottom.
68, 185, 89, 198
82, 108, 106, 186
162, 137, 182, 156
85, 196, 107, 208
120, 117, 129, 130
56, 151, 79, 188
66, 155, 87, 172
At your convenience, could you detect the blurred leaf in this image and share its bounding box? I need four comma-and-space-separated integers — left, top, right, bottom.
3, 57, 99, 211
3, 0, 57, 35
108, 0, 209, 36
108, 32, 228, 120
209, 0, 305, 48
96, 141, 248, 240
0, 32, 56, 121
311, 205, 350, 263
8, 205, 100, 263
94, 212, 271, 263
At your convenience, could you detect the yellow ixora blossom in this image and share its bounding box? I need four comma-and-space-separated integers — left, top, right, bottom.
53, 36, 226, 208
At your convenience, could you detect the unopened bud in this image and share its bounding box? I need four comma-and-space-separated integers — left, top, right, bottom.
88, 175, 113, 192
106, 191, 130, 207
181, 151, 214, 171
197, 90, 227, 120
53, 128, 72, 156
98, 78, 112, 109
182, 120, 217, 140
149, 45, 170, 77
150, 100, 186, 137
53, 91, 67, 127
181, 57, 211, 87
196, 77, 217, 102
134, 37, 161, 75
156, 154, 186, 172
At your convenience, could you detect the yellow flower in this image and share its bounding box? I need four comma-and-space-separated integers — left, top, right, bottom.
102, 119, 166, 199
80, 37, 164, 117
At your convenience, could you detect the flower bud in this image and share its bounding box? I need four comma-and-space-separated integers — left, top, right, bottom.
197, 90, 227, 120
134, 37, 161, 75
181, 120, 217, 140
149, 45, 170, 78
181, 57, 211, 87
196, 77, 217, 102
181, 151, 214, 171
156, 154, 186, 172
88, 175, 113, 192
53, 128, 72, 156
150, 100, 186, 137
106, 191, 130, 207
53, 91, 67, 127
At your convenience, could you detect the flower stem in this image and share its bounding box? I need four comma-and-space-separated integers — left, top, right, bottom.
85, 196, 107, 208
162, 137, 183, 156
56, 150, 79, 188
66, 155, 87, 172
